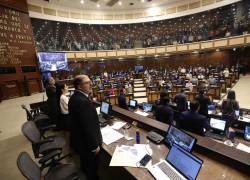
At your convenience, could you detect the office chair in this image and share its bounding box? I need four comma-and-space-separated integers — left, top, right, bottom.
21, 121, 66, 158
21, 104, 56, 135
17, 151, 82, 180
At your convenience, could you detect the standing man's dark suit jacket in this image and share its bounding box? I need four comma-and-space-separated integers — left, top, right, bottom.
173, 93, 188, 112
155, 104, 173, 125
180, 111, 210, 136
195, 94, 211, 117
46, 85, 58, 123
68, 90, 102, 154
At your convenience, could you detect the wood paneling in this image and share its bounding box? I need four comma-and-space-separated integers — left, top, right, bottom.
214, 39, 228, 47
0, 0, 28, 13
229, 37, 245, 46
146, 48, 156, 54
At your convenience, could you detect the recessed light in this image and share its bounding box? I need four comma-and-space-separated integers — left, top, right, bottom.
216, 48, 220, 52
118, 1, 122, 6
141, 0, 145, 2
80, 0, 84, 4
97, 4, 100, 8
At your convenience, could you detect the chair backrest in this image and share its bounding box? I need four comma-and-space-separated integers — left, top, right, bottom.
17, 152, 41, 180
21, 104, 34, 121
21, 121, 41, 144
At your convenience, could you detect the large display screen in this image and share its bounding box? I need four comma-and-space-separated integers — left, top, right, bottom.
38, 52, 68, 72
135, 65, 143, 73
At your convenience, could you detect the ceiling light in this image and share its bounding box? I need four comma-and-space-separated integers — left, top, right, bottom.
148, 7, 160, 16
118, 1, 122, 6
233, 48, 236, 51
97, 4, 100, 8
80, 0, 84, 4
141, 0, 145, 2
216, 48, 220, 52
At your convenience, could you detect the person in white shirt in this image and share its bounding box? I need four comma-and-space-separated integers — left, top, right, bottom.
223, 68, 230, 78
57, 83, 70, 130
185, 80, 193, 92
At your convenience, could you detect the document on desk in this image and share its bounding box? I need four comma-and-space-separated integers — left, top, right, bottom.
101, 126, 124, 145
135, 110, 149, 117
96, 107, 100, 115
236, 143, 250, 153
110, 121, 127, 130
110, 144, 152, 168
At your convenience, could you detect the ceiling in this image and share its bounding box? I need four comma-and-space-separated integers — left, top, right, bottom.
47, 0, 182, 11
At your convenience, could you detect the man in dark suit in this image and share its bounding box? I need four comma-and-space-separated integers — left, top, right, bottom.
180, 100, 210, 136
173, 89, 188, 112
195, 89, 211, 117
154, 95, 173, 125
45, 77, 58, 126
68, 75, 102, 180
118, 88, 128, 110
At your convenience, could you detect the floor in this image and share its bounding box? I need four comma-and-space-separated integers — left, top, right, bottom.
0, 75, 249, 179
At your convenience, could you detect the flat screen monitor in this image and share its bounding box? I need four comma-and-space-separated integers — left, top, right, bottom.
244, 126, 250, 140
38, 52, 68, 72
166, 144, 203, 180
166, 125, 197, 152
235, 110, 240, 117
101, 102, 110, 115
210, 118, 226, 131
135, 65, 143, 73
143, 103, 153, 112
129, 99, 137, 108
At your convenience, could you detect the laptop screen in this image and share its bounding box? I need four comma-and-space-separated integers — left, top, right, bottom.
167, 144, 203, 180
166, 125, 196, 152
101, 102, 110, 115
210, 118, 226, 131
129, 100, 137, 107
143, 103, 153, 112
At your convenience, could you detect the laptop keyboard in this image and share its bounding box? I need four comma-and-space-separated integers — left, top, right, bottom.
206, 131, 224, 141
157, 162, 182, 180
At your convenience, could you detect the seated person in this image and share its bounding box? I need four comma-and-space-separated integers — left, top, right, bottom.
221, 90, 239, 126
109, 84, 115, 95
97, 81, 103, 90
173, 89, 188, 112
185, 80, 193, 92
165, 80, 172, 90
180, 101, 210, 135
118, 89, 128, 110
154, 95, 173, 125
208, 75, 217, 85
190, 76, 198, 85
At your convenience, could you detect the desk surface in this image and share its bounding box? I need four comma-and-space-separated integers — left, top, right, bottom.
102, 117, 250, 180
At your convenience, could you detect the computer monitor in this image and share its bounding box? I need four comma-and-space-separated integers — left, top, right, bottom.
244, 126, 250, 141
235, 110, 240, 117
166, 143, 203, 180
100, 102, 110, 115
166, 125, 197, 152
143, 103, 153, 112
129, 99, 137, 108
210, 118, 226, 131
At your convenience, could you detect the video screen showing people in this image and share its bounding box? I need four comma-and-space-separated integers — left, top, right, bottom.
101, 102, 110, 115
210, 118, 226, 131
166, 126, 196, 152
143, 103, 153, 112
129, 100, 137, 107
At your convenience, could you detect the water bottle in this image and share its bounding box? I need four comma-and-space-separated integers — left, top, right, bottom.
136, 129, 140, 144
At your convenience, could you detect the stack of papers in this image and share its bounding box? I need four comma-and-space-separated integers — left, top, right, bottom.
101, 126, 124, 145
109, 121, 126, 130
135, 110, 149, 117
110, 144, 152, 168
236, 143, 250, 153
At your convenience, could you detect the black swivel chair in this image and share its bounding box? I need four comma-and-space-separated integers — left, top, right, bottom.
21, 104, 55, 135
17, 151, 83, 180
21, 121, 66, 158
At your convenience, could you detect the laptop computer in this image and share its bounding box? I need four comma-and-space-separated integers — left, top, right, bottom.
148, 143, 203, 180
143, 103, 153, 112
165, 125, 197, 152
205, 118, 226, 140
128, 99, 137, 111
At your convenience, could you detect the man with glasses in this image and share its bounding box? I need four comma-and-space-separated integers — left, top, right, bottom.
69, 75, 102, 180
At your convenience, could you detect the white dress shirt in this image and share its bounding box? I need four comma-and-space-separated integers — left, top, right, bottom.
60, 94, 69, 114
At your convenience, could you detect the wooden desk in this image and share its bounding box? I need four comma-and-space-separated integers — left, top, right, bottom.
101, 115, 250, 179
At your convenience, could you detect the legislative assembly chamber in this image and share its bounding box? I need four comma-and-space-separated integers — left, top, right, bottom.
1, 0, 250, 179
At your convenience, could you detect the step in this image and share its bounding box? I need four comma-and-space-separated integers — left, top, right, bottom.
134, 92, 147, 97
134, 97, 148, 103
134, 81, 144, 84
134, 84, 145, 87
134, 87, 146, 92
134, 79, 143, 81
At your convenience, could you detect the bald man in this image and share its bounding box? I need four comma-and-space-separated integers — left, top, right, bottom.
68, 75, 102, 180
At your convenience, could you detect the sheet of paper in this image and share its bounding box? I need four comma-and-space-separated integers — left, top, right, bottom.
101, 126, 124, 145
110, 121, 126, 130
96, 107, 100, 115
238, 116, 250, 123
110, 144, 152, 168
236, 143, 250, 153
135, 110, 149, 117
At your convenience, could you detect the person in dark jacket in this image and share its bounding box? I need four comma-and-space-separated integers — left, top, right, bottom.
195, 89, 211, 117
154, 95, 174, 125
45, 77, 58, 126
118, 88, 128, 110
68, 75, 102, 180
173, 89, 188, 112
180, 100, 210, 136
221, 90, 239, 127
